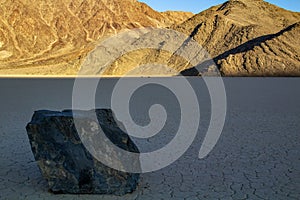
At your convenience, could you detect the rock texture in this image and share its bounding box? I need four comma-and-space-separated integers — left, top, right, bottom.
26, 109, 140, 195
161, 11, 194, 26
0, 0, 192, 75
177, 0, 300, 76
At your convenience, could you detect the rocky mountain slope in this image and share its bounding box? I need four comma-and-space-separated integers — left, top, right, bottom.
177, 0, 300, 76
0, 0, 299, 76
84, 0, 300, 76
0, 0, 192, 75
162, 11, 194, 26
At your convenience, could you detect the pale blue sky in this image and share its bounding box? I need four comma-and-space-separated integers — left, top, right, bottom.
138, 0, 300, 13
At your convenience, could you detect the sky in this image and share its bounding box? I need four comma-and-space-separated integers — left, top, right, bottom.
138, 0, 300, 13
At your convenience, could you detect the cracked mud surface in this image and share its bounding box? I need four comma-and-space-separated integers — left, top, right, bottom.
0, 78, 300, 199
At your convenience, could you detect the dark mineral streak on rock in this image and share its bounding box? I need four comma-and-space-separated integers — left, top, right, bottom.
26, 109, 140, 195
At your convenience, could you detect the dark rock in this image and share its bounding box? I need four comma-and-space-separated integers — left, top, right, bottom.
26, 109, 140, 195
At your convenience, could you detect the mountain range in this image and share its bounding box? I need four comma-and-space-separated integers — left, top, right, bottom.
0, 0, 299, 76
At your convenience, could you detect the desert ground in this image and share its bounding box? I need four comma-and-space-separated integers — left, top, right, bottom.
0, 77, 299, 199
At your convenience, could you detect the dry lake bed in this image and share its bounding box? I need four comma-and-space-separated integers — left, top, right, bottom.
0, 77, 299, 199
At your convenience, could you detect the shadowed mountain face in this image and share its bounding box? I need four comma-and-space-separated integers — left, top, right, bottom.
0, 0, 299, 76
0, 0, 192, 75
177, 0, 300, 76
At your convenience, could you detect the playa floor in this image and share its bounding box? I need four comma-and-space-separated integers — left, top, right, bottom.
1, 78, 300, 199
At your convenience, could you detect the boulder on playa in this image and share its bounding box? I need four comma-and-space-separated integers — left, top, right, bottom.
26, 109, 140, 195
